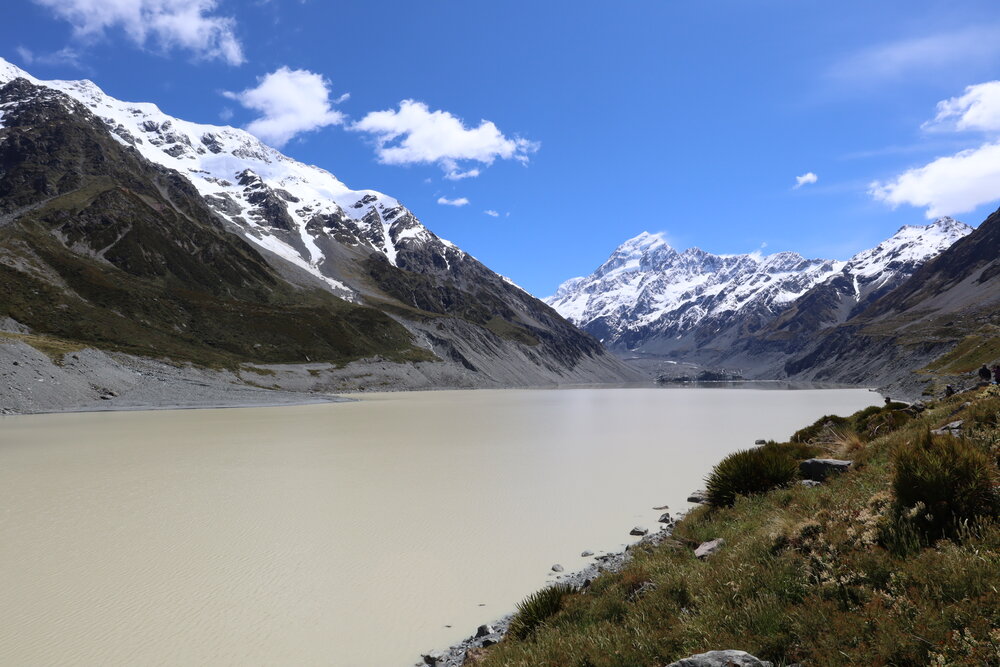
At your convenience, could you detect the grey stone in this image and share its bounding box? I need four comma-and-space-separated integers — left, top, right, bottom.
799, 479, 822, 488
581, 550, 594, 557
475, 624, 494, 638
754, 439, 767, 445
687, 489, 709, 503
694, 538, 725, 559
666, 649, 773, 667
658, 512, 672, 523
932, 420, 964, 435
551, 564, 564, 572
799, 458, 852, 482
630, 526, 649, 536
421, 649, 445, 665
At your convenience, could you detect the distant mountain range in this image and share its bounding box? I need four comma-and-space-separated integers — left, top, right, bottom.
546, 214, 999, 393
0, 58, 635, 392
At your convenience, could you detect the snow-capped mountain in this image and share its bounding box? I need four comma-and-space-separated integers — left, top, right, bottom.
0, 57, 460, 301
546, 218, 972, 357
0, 59, 634, 387
768, 217, 972, 337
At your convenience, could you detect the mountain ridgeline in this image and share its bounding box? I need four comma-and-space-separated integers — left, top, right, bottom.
547, 215, 999, 392
0, 59, 633, 388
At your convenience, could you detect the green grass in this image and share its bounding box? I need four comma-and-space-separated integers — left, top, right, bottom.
474, 388, 1000, 667
0, 330, 86, 363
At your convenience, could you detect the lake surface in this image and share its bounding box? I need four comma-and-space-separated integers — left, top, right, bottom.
0, 387, 879, 666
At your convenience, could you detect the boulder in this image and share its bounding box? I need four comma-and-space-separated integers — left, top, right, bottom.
422, 649, 445, 665
799, 458, 852, 482
799, 479, 822, 488
666, 650, 773, 667
931, 420, 964, 436
475, 624, 494, 638
694, 538, 725, 559
687, 490, 709, 503
658, 512, 672, 523
581, 550, 594, 557
551, 564, 564, 572
754, 439, 767, 445
630, 526, 649, 536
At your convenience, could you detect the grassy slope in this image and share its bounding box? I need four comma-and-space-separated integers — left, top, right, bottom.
477, 389, 1000, 667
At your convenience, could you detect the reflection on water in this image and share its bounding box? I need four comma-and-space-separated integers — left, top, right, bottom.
0, 387, 879, 666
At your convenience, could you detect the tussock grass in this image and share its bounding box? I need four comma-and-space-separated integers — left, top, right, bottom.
475, 389, 1000, 667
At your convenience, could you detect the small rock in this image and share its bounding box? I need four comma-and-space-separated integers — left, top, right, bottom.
658, 512, 672, 523
653, 504, 670, 510
931, 420, 964, 435
630, 526, 648, 536
475, 624, 494, 638
666, 649, 773, 667
799, 479, 822, 488
694, 538, 725, 559
551, 564, 564, 572
687, 489, 709, 503
581, 550, 594, 557
754, 439, 767, 445
422, 649, 445, 665
799, 458, 852, 482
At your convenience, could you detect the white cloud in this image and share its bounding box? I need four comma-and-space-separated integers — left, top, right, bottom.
829, 25, 1000, 85
224, 67, 346, 147
437, 196, 470, 207
353, 100, 538, 177
794, 172, 818, 188
926, 81, 1000, 132
484, 209, 499, 217
870, 141, 1000, 218
871, 80, 1000, 217
31, 0, 244, 65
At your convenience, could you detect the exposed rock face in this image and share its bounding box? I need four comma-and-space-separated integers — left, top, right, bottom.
545, 218, 976, 389
0, 58, 639, 393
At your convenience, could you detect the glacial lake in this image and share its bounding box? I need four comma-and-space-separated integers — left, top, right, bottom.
0, 387, 879, 666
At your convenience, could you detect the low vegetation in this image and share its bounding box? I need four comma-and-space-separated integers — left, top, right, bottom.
476, 387, 1000, 667
704, 446, 799, 508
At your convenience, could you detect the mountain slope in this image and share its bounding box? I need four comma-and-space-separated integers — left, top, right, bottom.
546, 218, 975, 385
780, 208, 1000, 391
0, 60, 634, 389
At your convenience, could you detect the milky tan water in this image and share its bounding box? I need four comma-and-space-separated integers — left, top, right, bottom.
0, 387, 879, 666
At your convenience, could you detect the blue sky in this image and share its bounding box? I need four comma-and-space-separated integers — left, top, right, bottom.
5, 0, 1000, 296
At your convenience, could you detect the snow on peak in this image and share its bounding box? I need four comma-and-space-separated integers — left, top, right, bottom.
0, 57, 461, 297
845, 217, 972, 281
545, 232, 842, 339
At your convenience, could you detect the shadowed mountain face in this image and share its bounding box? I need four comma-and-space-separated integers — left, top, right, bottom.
0, 69, 630, 383
778, 208, 1000, 388
546, 220, 972, 370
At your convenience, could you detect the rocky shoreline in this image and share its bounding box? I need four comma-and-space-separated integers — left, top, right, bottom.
415, 514, 684, 667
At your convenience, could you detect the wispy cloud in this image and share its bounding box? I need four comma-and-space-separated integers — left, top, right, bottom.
437, 196, 470, 207
828, 25, 1000, 86
793, 172, 818, 189
15, 45, 85, 70
353, 100, 538, 179
484, 209, 499, 217
223, 67, 346, 147
31, 0, 244, 65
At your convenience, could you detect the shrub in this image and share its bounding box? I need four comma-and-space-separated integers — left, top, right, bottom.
507, 584, 575, 640
761, 440, 823, 460
790, 414, 849, 443
891, 430, 999, 541
705, 447, 798, 508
